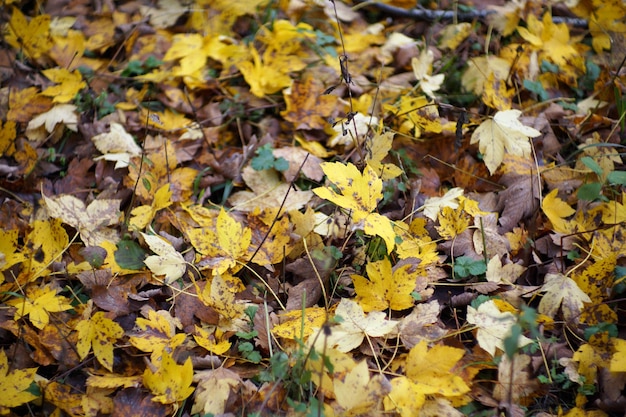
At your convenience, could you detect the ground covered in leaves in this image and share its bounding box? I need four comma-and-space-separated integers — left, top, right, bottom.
1, 0, 626, 416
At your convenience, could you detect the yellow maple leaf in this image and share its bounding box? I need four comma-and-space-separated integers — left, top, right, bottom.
538, 273, 591, 324
333, 360, 391, 415
610, 338, 626, 372
462, 56, 511, 95
188, 208, 251, 275
352, 258, 417, 312
516, 12, 586, 82
237, 46, 293, 98
470, 110, 541, 175
129, 184, 173, 230
385, 341, 470, 415
365, 131, 403, 180
0, 349, 39, 413
314, 162, 396, 252
193, 368, 242, 415
193, 326, 231, 355
466, 300, 532, 356
325, 298, 398, 352
142, 232, 187, 284
394, 219, 440, 265
75, 309, 124, 372
6, 8, 52, 60
272, 306, 327, 341
436, 205, 470, 239
8, 284, 73, 329
128, 309, 186, 362
198, 273, 248, 332
405, 340, 470, 396
542, 189, 576, 234
143, 351, 194, 404
40, 68, 86, 103
383, 96, 442, 138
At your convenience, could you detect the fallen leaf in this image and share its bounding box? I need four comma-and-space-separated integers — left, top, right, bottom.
538, 273, 591, 323
470, 110, 541, 175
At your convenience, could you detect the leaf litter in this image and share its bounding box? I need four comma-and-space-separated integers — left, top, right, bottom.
1, 0, 626, 415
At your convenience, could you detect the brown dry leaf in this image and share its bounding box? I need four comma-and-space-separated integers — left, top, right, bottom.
493, 353, 540, 405
398, 300, 447, 348
42, 193, 121, 246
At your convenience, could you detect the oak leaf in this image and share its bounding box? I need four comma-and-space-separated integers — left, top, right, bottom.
470, 110, 541, 175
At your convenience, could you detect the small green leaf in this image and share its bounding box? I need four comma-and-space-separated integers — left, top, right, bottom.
251, 144, 277, 171
607, 170, 626, 185
454, 256, 486, 278
580, 156, 604, 177
577, 182, 602, 201
115, 239, 146, 270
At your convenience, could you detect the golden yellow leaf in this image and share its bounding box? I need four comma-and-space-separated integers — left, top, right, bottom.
237, 46, 292, 98
193, 326, 231, 355
439, 22, 472, 50
128, 309, 186, 362
193, 368, 241, 415
0, 349, 38, 412
470, 110, 541, 175
189, 208, 251, 275
313, 162, 381, 220
422, 187, 464, 221
384, 376, 427, 416
143, 351, 194, 404
333, 360, 390, 414
129, 184, 173, 230
538, 273, 591, 323
0, 120, 17, 158
352, 258, 417, 312
365, 131, 403, 180
394, 219, 440, 264
405, 340, 470, 397
75, 310, 124, 372
198, 273, 248, 332
272, 307, 327, 340
40, 68, 86, 103
436, 205, 470, 239
462, 56, 511, 95
8, 285, 73, 329
610, 338, 626, 372
6, 8, 52, 60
